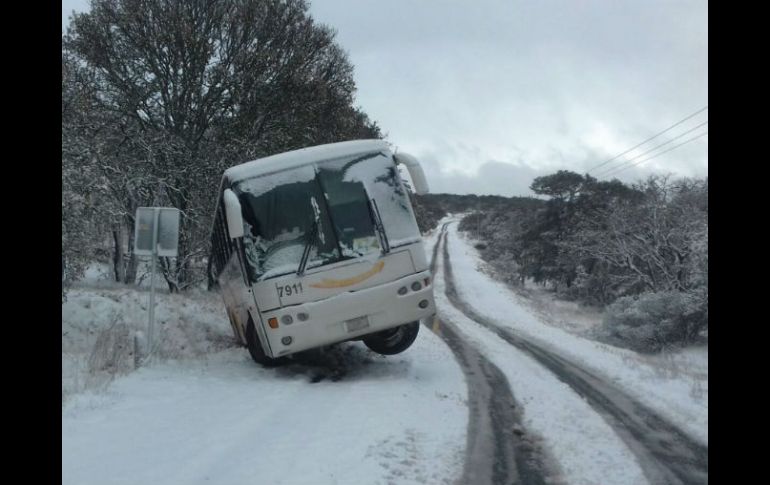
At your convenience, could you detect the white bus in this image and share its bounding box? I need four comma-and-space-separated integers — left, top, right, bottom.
208, 140, 435, 366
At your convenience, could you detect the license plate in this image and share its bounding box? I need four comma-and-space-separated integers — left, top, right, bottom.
345, 316, 370, 333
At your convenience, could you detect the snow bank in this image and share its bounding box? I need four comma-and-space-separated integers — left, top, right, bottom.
62, 286, 235, 403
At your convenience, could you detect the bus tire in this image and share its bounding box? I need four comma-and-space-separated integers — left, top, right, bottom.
363, 321, 420, 355
245, 317, 282, 367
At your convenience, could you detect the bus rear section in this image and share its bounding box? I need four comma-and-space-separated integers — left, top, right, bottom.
209, 140, 434, 365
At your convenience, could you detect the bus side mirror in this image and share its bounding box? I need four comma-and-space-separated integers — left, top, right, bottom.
223, 189, 245, 239
394, 152, 430, 195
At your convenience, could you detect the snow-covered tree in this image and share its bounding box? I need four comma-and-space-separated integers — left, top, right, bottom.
570, 175, 707, 295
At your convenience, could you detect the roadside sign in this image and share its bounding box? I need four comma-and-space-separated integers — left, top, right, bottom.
133, 207, 180, 365
134, 207, 180, 256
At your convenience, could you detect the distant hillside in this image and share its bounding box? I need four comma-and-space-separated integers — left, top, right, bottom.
412, 193, 544, 234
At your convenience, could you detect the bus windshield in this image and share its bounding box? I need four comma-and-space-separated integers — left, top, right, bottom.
233, 151, 420, 282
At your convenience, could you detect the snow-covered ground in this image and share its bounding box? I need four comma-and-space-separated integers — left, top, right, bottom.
443, 221, 708, 446
62, 217, 706, 485
62, 283, 468, 485
78, 259, 209, 290
507, 278, 606, 336
62, 287, 234, 403
468, 244, 709, 385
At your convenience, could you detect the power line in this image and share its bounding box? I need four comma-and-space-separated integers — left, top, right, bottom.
586, 105, 708, 173
593, 120, 708, 177
600, 131, 708, 178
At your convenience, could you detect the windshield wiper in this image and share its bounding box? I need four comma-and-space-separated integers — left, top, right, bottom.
297, 219, 318, 276
368, 198, 390, 254
298, 196, 324, 276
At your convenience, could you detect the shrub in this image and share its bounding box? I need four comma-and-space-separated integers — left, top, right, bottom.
598, 291, 707, 353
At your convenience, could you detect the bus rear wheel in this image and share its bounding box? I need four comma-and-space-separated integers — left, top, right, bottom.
363, 321, 420, 355
246, 317, 283, 367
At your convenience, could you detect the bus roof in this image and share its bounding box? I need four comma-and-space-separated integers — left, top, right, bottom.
224, 139, 391, 183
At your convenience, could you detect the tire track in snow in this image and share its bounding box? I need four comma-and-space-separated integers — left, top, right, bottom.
427, 223, 554, 485
439, 223, 708, 485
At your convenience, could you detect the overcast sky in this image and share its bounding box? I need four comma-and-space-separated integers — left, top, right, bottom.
62, 0, 708, 196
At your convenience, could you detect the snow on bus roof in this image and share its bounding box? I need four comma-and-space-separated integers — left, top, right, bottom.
224, 139, 391, 182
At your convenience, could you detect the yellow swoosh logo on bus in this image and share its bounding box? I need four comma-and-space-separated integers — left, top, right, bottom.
310, 261, 385, 289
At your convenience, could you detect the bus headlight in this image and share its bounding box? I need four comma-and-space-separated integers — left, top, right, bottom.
281, 336, 293, 345
281, 315, 293, 325
398, 286, 408, 295
411, 281, 422, 291
419, 299, 429, 309
297, 312, 309, 322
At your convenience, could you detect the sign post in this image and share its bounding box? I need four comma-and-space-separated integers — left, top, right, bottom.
134, 207, 180, 364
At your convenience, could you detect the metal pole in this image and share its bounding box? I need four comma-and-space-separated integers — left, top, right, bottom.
148, 208, 159, 360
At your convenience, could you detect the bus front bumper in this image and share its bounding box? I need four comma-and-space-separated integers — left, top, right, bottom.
259, 270, 435, 357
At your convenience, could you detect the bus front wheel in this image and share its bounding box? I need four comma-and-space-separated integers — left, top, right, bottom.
363, 321, 420, 355
246, 317, 283, 367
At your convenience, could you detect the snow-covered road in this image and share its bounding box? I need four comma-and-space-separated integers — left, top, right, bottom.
432, 221, 708, 485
